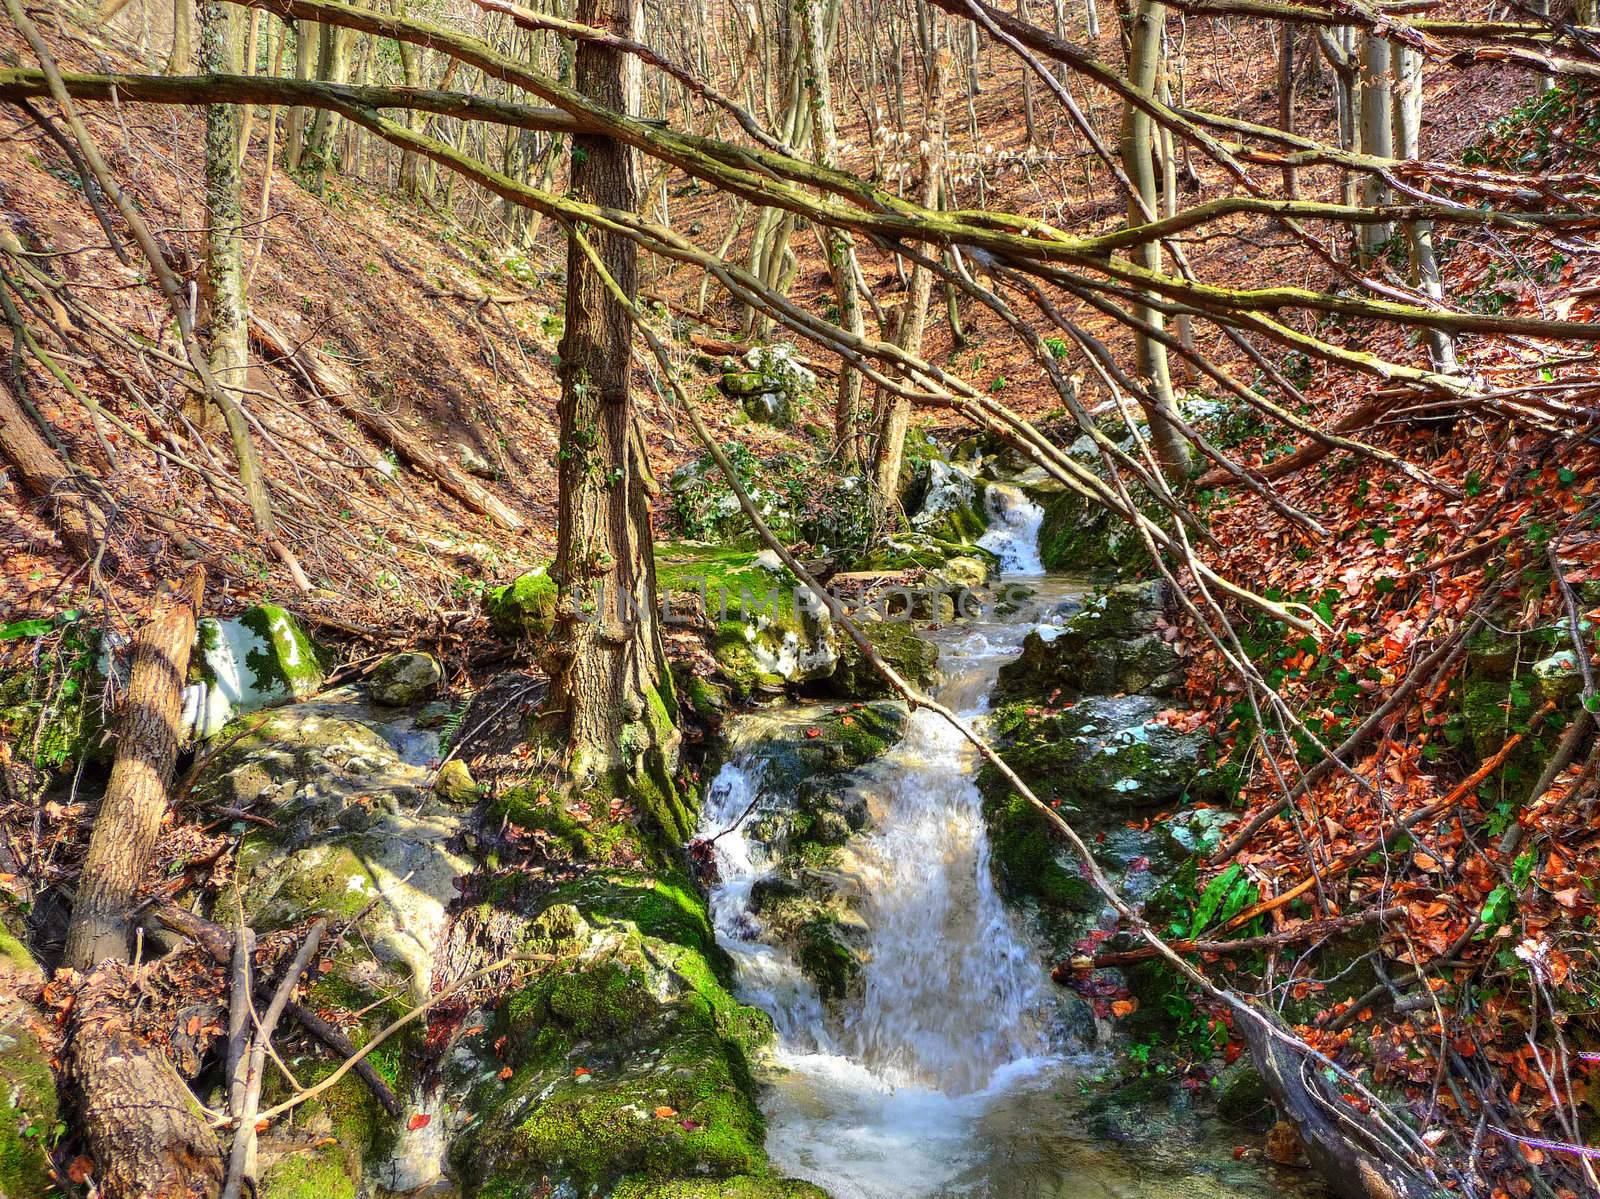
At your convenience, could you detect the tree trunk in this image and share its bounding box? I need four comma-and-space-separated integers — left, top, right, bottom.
1391, 42, 1456, 371
70, 1021, 224, 1199
283, 19, 315, 171
62, 569, 205, 970
871, 2, 944, 519
1357, 32, 1393, 263
198, 0, 250, 437
0, 378, 107, 558
550, 0, 686, 838
303, 21, 353, 187
167, 0, 193, 72
1278, 24, 1297, 198
1119, 0, 1190, 479
797, 0, 865, 463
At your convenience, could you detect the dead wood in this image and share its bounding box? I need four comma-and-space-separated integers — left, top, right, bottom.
0, 376, 108, 558
63, 568, 205, 970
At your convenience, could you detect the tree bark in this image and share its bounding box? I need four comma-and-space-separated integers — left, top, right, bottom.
1119, 0, 1191, 479
167, 0, 194, 73
1391, 43, 1456, 371
1357, 32, 1393, 262
69, 1016, 224, 1199
0, 377, 107, 557
283, 19, 315, 170
199, 0, 250, 436
550, 0, 685, 835
63, 568, 205, 970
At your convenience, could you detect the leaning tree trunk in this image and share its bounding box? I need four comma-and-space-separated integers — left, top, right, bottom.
1391, 42, 1457, 371
0, 378, 106, 558
549, 0, 687, 840
198, 0, 250, 435
62, 569, 205, 969
1119, 0, 1191, 480
68, 970, 224, 1199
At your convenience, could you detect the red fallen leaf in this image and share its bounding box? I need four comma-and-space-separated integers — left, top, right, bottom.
841, 716, 854, 726
408, 1113, 432, 1131
255, 1119, 272, 1132
574, 1066, 591, 1077
497, 1066, 514, 1081
66, 1155, 94, 1183
680, 1119, 701, 1131
805, 727, 821, 739
1224, 1040, 1243, 1064
1128, 856, 1151, 872
1233, 1146, 1248, 1161
1111, 999, 1138, 1017
654, 1106, 678, 1119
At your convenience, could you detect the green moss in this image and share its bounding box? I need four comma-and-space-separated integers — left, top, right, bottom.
1036, 489, 1148, 576
826, 622, 939, 700
487, 567, 557, 639
259, 1146, 357, 1199
232, 604, 326, 697
492, 783, 651, 865
983, 787, 1098, 915
0, 1022, 58, 1199
795, 919, 861, 1002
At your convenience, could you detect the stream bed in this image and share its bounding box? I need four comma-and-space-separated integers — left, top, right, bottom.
694, 488, 1313, 1199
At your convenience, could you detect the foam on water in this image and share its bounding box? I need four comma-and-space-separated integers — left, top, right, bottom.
978, 482, 1046, 577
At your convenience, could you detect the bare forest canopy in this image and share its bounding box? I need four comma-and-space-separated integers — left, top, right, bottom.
1, 0, 1599, 1196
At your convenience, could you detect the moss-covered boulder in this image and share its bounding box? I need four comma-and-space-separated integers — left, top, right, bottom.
1034, 486, 1146, 576
368, 651, 444, 707
193, 689, 466, 1004
657, 544, 838, 694
910, 459, 988, 544
183, 604, 325, 740
984, 695, 1222, 824
825, 619, 939, 700
450, 874, 817, 1196
996, 581, 1178, 702
487, 567, 557, 639
720, 344, 815, 428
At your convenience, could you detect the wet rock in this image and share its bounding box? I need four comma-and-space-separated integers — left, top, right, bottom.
368, 651, 444, 707
1214, 1061, 1273, 1130
449, 875, 797, 1196
182, 604, 324, 740
487, 566, 557, 639
996, 581, 1179, 702
911, 459, 988, 545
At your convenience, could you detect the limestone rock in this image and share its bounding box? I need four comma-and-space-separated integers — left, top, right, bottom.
1533, 649, 1583, 702
182, 604, 324, 740
997, 581, 1179, 702
433, 758, 480, 804
369, 651, 444, 707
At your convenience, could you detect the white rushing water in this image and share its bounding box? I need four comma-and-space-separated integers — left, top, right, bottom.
696, 502, 1076, 1199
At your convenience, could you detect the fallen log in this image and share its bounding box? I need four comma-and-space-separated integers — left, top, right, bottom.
67, 975, 224, 1199
63, 568, 205, 970
250, 314, 526, 531
0, 376, 107, 559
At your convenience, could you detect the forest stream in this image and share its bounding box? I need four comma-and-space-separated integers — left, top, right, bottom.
695, 488, 1312, 1199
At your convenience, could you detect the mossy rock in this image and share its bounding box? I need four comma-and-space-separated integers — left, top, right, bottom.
1036, 488, 1147, 576
185, 604, 325, 740
0, 942, 56, 1199
1212, 1061, 1273, 1130
984, 696, 1222, 826
258, 1144, 358, 1199
995, 583, 1178, 703
367, 651, 444, 707
909, 459, 988, 545
488, 567, 557, 640
454, 873, 780, 1195
825, 620, 939, 700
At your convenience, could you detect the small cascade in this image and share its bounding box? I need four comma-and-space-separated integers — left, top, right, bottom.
978, 482, 1046, 576
695, 502, 1075, 1198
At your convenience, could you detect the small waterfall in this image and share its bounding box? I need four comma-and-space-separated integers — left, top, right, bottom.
978, 482, 1046, 577
696, 502, 1076, 1198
